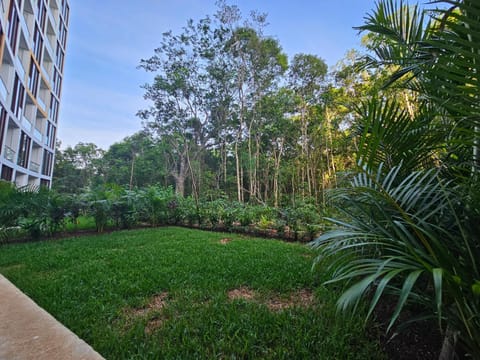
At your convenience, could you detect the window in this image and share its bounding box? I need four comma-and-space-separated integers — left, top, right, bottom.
40, 178, 50, 187
58, 20, 67, 48
49, 125, 56, 148
1, 165, 13, 181
0, 15, 4, 46
33, 25, 43, 62
61, 0, 69, 26
17, 131, 31, 168
28, 58, 40, 96
41, 149, 52, 176
37, 1, 47, 32
0, 106, 6, 152
52, 68, 61, 96
7, 2, 19, 54
49, 95, 59, 123
55, 41, 64, 71
45, 121, 55, 148
11, 74, 25, 118
63, 4, 69, 26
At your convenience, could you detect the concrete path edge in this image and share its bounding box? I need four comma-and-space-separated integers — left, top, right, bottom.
0, 274, 105, 360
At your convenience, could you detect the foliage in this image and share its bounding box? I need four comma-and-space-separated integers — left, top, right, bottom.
312, 165, 479, 348
53, 142, 104, 192
0, 181, 324, 243
0, 181, 24, 231
284, 203, 322, 241
0, 183, 68, 240
139, 185, 177, 226
312, 0, 480, 357
354, 98, 444, 174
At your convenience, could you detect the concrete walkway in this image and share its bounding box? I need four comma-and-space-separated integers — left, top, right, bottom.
0, 275, 105, 360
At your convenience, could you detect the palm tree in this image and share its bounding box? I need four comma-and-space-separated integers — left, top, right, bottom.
311, 0, 480, 357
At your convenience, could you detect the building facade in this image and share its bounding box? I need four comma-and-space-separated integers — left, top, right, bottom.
0, 0, 69, 188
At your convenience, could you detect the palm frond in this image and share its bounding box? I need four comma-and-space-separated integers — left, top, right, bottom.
311, 163, 480, 341
356, 0, 435, 87
354, 97, 444, 173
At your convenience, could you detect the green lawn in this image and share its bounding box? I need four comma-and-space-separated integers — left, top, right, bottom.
0, 227, 384, 359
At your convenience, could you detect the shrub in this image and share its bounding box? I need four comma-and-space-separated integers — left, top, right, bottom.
139, 185, 176, 226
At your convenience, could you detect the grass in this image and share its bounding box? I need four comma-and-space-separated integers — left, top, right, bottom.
0, 227, 384, 359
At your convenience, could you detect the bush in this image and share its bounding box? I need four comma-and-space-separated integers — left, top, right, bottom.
284, 203, 322, 241
89, 200, 110, 233
139, 185, 177, 226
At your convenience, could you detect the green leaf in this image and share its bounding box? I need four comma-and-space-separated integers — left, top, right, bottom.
432, 268, 443, 323
388, 270, 423, 331
472, 281, 480, 297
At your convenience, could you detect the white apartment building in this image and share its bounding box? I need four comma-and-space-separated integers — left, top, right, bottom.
0, 0, 69, 188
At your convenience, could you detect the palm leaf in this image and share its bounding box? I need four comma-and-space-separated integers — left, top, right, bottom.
311, 164, 479, 340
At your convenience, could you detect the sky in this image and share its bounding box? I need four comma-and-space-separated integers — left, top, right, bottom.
58, 0, 376, 150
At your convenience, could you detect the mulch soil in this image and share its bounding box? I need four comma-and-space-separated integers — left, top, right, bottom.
373, 300, 443, 360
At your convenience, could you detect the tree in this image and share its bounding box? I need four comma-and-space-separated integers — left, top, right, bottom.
53, 141, 83, 193
139, 16, 219, 197
101, 131, 168, 188
288, 54, 329, 202
53, 142, 104, 192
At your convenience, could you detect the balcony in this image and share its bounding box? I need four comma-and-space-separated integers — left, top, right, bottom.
29, 160, 40, 173
4, 146, 16, 162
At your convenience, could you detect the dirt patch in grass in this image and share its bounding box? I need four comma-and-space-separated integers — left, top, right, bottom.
266, 289, 315, 312
228, 286, 256, 300
219, 238, 232, 244
122, 292, 170, 335
124, 292, 169, 317
227, 287, 315, 312
138, 292, 169, 313
144, 317, 164, 335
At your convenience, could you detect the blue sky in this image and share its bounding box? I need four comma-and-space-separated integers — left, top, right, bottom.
58, 0, 375, 150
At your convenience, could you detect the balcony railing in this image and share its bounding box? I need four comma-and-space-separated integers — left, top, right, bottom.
4, 146, 16, 162
15, 57, 26, 81
34, 127, 42, 142
37, 96, 47, 112
29, 161, 40, 173
44, 32, 55, 60
22, 115, 32, 131
41, 64, 51, 82
0, 77, 8, 101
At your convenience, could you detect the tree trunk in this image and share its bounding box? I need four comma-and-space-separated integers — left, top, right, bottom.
235, 140, 242, 202
255, 135, 261, 201
129, 153, 135, 190
174, 173, 185, 197
172, 149, 188, 198
273, 138, 284, 208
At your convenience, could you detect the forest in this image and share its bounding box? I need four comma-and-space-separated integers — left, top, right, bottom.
1, 0, 479, 357
54, 2, 360, 205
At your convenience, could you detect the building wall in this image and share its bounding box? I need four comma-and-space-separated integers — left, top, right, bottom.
0, 0, 69, 188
